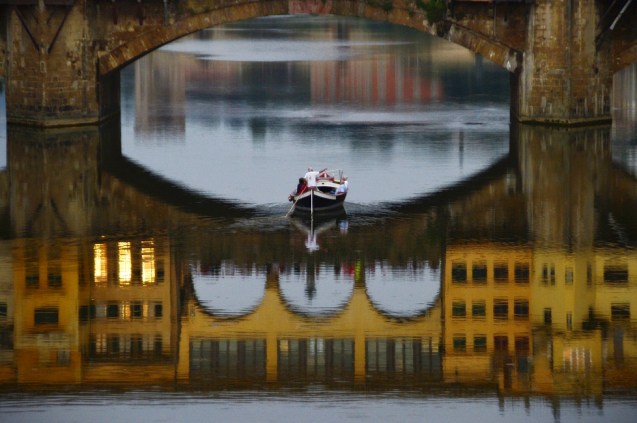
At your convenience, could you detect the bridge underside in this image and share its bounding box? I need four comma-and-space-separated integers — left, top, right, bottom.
0, 0, 635, 127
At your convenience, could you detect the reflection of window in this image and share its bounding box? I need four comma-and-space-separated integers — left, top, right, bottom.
494, 335, 508, 351
26, 273, 39, 289
156, 260, 165, 283
118, 241, 132, 285
514, 263, 529, 284
94, 243, 108, 284
107, 304, 119, 318
514, 299, 529, 320
451, 262, 467, 283
121, 302, 131, 320
474, 336, 487, 352
132, 302, 143, 319
452, 301, 466, 317
190, 339, 266, 379
565, 267, 573, 285
472, 262, 487, 283
494, 263, 508, 282
57, 350, 71, 366
542, 263, 555, 285
34, 307, 59, 325
141, 241, 155, 285
94, 333, 107, 353
108, 335, 120, 354
494, 299, 508, 320
562, 347, 592, 372
154, 303, 163, 319
604, 264, 628, 284
515, 336, 530, 353
0, 303, 6, 318
48, 273, 62, 288
611, 303, 630, 320
544, 308, 552, 325
472, 301, 486, 318
453, 336, 466, 352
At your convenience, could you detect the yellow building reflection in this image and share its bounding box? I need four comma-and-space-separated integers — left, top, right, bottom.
443, 243, 532, 392
1, 234, 637, 399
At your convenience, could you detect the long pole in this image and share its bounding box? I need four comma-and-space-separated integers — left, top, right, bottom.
310, 189, 314, 218
285, 196, 300, 217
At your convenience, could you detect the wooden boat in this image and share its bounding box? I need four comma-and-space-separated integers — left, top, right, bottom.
288, 169, 348, 215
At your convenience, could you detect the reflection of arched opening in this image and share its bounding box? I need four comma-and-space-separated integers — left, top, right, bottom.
191, 265, 266, 317
279, 265, 354, 317
365, 261, 440, 318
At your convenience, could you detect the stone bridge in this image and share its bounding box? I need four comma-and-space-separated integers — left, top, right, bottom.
0, 0, 635, 127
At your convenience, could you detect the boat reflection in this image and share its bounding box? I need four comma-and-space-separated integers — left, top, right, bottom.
289, 215, 348, 253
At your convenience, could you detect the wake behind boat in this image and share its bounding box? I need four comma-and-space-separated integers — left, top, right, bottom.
287, 168, 348, 215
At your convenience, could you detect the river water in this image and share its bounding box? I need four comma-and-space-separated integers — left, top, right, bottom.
1, 15, 637, 423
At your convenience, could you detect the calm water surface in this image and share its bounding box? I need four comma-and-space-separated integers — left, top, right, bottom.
1, 15, 637, 423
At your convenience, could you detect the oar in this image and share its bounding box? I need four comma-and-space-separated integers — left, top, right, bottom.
285, 196, 300, 217
285, 186, 307, 217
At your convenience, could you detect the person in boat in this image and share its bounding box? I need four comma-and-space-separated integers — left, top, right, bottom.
289, 177, 307, 201
336, 176, 348, 195
304, 167, 320, 189
296, 177, 307, 195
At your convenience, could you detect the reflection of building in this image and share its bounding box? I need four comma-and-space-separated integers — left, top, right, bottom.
0, 236, 178, 385
180, 264, 443, 386
1, 235, 637, 398
310, 59, 443, 105
0, 240, 13, 383
532, 247, 637, 396
444, 244, 532, 391
443, 241, 637, 397
133, 53, 186, 138
80, 237, 177, 384
12, 239, 82, 383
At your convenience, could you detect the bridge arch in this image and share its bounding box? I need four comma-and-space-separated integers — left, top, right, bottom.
97, 1, 521, 76
3, 0, 632, 126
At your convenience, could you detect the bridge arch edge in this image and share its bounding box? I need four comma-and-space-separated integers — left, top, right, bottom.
98, 2, 521, 76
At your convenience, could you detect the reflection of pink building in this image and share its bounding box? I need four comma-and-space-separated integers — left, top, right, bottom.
311, 59, 443, 105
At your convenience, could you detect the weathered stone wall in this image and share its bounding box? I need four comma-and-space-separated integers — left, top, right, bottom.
515, 0, 613, 125
0, 0, 635, 127
5, 2, 102, 126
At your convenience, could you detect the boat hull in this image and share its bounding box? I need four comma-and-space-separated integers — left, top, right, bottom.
292, 189, 346, 213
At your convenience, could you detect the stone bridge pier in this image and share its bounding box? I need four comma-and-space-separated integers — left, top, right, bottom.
0, 0, 635, 127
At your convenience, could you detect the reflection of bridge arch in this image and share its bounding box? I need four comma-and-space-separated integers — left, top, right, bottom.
191, 265, 266, 318
365, 261, 441, 319
189, 262, 441, 320
179, 266, 443, 384
278, 265, 355, 318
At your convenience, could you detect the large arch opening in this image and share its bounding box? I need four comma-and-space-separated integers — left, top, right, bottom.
119, 15, 512, 208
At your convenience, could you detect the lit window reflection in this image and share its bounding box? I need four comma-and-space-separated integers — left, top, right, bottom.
95, 334, 106, 353
141, 240, 155, 285
118, 241, 132, 285
94, 243, 108, 284
121, 302, 130, 319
